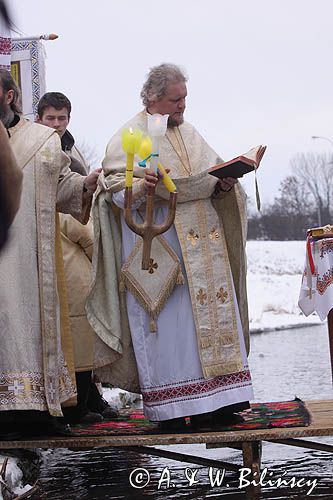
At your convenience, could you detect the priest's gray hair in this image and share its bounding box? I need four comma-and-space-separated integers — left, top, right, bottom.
140, 63, 187, 107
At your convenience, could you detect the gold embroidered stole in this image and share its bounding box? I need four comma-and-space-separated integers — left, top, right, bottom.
10, 121, 76, 416
167, 127, 243, 377
55, 213, 77, 407
166, 127, 192, 176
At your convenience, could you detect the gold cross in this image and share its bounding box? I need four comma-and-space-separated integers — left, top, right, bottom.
209, 227, 220, 242
196, 288, 207, 305
216, 287, 228, 303
187, 229, 199, 246
148, 258, 158, 274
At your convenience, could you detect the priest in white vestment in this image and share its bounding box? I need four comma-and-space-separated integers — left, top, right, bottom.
0, 70, 100, 436
87, 64, 254, 431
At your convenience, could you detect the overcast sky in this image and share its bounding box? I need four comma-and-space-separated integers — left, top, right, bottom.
9, 0, 333, 205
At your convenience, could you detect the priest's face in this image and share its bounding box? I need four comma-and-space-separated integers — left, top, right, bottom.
148, 81, 187, 127
38, 106, 69, 137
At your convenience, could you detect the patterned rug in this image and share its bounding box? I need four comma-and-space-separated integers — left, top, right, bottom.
71, 398, 311, 436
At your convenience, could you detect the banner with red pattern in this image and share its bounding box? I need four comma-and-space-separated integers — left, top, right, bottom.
0, 17, 11, 70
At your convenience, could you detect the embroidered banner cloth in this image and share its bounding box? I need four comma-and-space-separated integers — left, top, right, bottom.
298, 237, 333, 320
0, 17, 11, 70
11, 39, 46, 120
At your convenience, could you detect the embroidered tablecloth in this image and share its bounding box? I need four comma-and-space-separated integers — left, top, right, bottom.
298, 237, 333, 320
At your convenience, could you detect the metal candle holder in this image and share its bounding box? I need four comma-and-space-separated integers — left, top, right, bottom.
124, 185, 177, 270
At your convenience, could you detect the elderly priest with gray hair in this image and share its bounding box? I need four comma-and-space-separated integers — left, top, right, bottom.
87, 63, 253, 431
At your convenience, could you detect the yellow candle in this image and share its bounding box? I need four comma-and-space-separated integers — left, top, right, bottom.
157, 162, 177, 193
125, 152, 134, 187
121, 128, 143, 188
138, 135, 177, 193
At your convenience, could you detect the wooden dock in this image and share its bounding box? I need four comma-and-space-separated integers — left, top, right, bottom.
1, 400, 333, 498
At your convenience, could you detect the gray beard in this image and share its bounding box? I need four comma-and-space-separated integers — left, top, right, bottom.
167, 115, 184, 128
0, 108, 14, 128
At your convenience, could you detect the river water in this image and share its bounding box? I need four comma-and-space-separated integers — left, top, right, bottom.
38, 324, 333, 499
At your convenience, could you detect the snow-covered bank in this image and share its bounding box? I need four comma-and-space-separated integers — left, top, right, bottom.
247, 240, 322, 332
0, 456, 33, 499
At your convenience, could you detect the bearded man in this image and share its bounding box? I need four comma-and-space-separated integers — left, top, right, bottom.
87, 63, 253, 431
0, 1, 22, 248
0, 70, 99, 437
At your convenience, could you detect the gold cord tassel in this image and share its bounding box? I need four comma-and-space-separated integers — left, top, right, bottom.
150, 318, 158, 332
176, 269, 185, 285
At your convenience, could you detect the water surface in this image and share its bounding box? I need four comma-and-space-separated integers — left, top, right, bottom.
39, 324, 333, 498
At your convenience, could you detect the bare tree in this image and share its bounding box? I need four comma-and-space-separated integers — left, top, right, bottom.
247, 175, 317, 240
273, 175, 312, 216
290, 152, 333, 226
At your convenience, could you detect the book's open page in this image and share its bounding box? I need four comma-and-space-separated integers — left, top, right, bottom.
244, 145, 266, 167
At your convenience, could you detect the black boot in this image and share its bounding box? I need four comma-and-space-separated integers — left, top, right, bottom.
87, 382, 119, 419
63, 371, 103, 424
157, 417, 187, 432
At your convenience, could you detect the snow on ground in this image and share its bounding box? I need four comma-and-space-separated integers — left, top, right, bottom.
246, 240, 322, 331
0, 456, 33, 499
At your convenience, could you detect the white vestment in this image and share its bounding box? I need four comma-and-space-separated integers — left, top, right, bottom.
87, 110, 254, 421
0, 119, 90, 416
113, 191, 253, 420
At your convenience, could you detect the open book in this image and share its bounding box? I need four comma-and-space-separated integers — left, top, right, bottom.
208, 145, 266, 179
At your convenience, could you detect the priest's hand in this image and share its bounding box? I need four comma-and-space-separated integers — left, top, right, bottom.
217, 177, 238, 193
83, 168, 102, 195
144, 167, 170, 192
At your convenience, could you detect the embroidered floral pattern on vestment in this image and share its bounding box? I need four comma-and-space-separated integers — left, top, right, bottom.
209, 227, 220, 241
217, 287, 228, 303
142, 370, 251, 404
196, 288, 207, 305
187, 229, 200, 246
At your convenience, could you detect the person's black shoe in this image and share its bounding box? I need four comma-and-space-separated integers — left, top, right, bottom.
49, 417, 73, 436
157, 417, 187, 433
100, 406, 119, 420
190, 412, 213, 431
21, 417, 73, 437
78, 411, 104, 424
211, 409, 245, 428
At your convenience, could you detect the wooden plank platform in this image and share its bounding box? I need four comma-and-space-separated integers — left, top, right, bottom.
0, 399, 332, 450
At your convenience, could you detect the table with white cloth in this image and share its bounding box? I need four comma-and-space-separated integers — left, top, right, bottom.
298, 236, 333, 382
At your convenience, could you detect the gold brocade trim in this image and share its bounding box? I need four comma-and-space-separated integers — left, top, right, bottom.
166, 127, 192, 176
0, 369, 75, 410
175, 198, 243, 377
56, 213, 77, 408
205, 362, 243, 379
195, 200, 219, 354
214, 207, 241, 366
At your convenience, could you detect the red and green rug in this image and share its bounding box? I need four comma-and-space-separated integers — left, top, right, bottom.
71, 398, 311, 437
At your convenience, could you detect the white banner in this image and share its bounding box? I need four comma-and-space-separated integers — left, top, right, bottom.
11, 39, 46, 120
